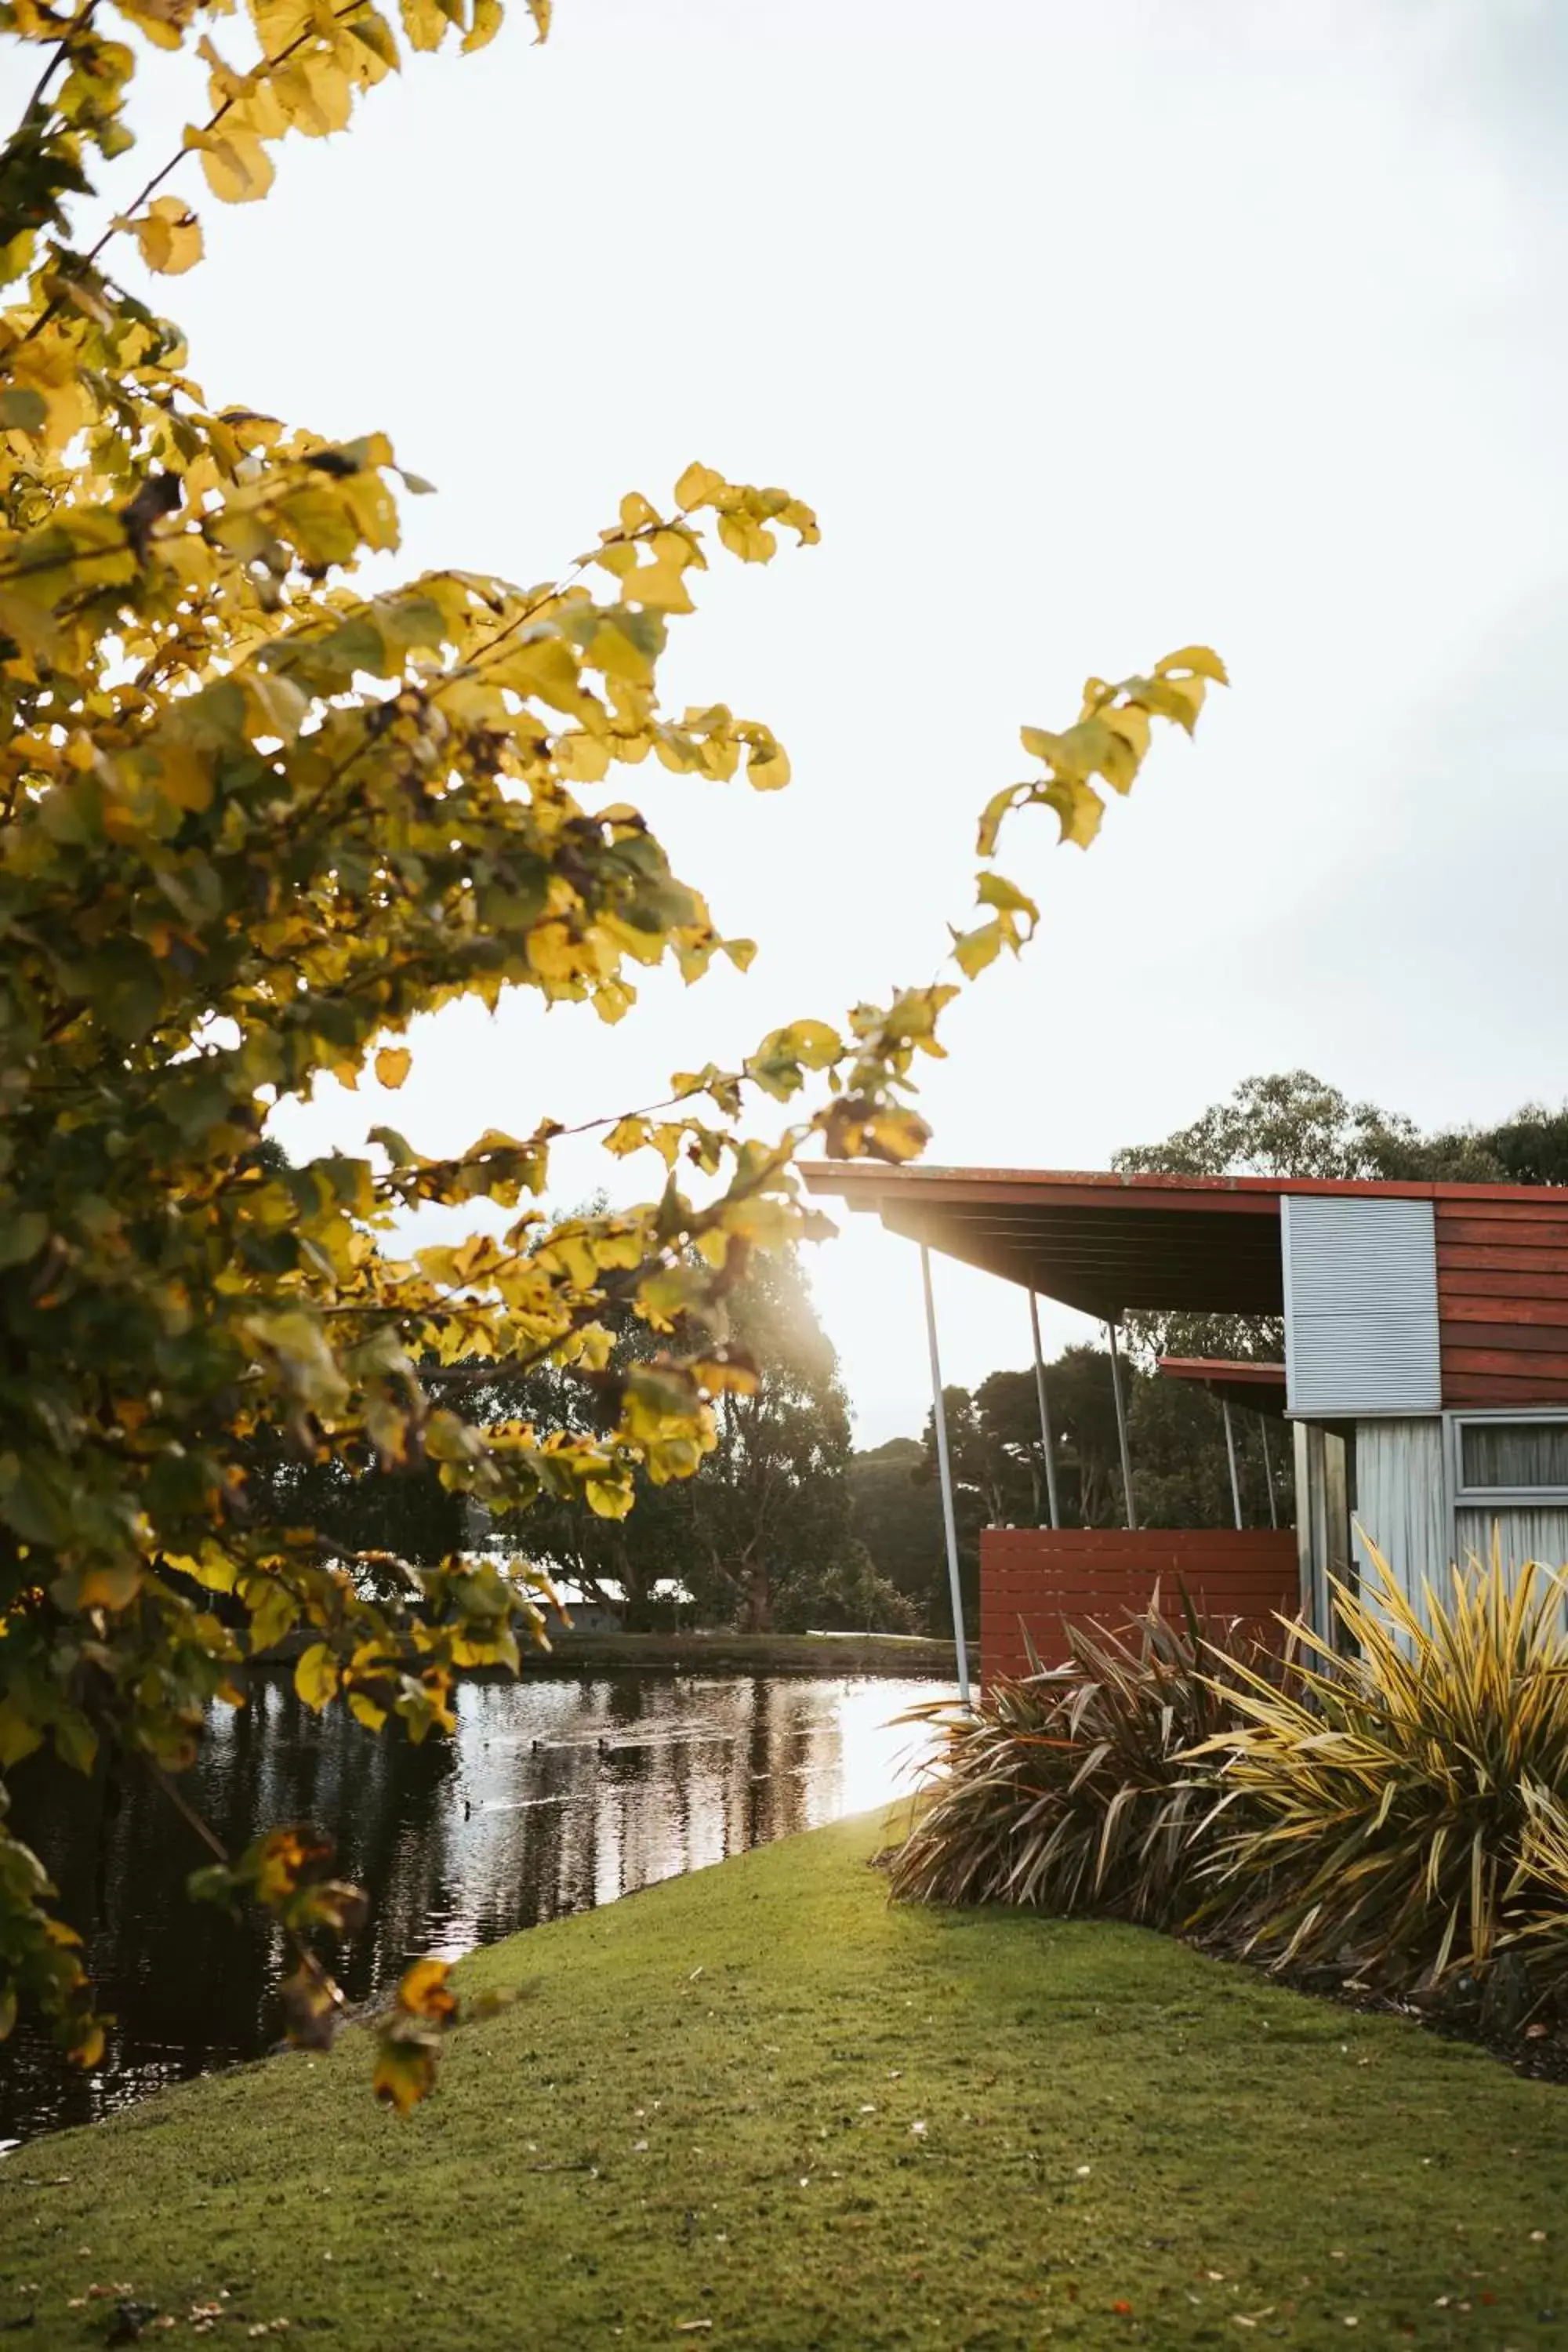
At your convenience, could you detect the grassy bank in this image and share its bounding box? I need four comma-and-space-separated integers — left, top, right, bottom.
532, 1629, 956, 1676
3, 1814, 1566, 2350
253, 1629, 958, 1679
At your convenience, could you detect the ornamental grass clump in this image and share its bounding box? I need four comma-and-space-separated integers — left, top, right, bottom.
1201, 1545, 1568, 1995
1505, 1782, 1568, 2004
887, 1599, 1267, 1926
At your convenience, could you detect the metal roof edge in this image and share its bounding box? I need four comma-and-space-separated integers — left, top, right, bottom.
800, 1161, 1568, 1206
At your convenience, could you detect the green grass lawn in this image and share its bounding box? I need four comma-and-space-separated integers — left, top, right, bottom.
3, 1810, 1566, 2350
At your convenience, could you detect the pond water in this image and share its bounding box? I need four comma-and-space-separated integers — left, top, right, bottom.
0, 1669, 946, 2149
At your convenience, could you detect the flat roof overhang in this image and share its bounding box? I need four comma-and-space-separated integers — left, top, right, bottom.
1159, 1355, 1289, 1419
802, 1163, 1286, 1319
801, 1163, 1562, 1325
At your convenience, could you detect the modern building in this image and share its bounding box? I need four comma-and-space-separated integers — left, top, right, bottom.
804, 1162, 1568, 1689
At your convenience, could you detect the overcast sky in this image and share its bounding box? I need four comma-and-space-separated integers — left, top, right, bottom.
110, 0, 1568, 1443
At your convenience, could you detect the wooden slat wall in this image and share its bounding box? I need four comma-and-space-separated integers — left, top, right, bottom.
980, 1527, 1300, 1685
1436, 1198, 1568, 1404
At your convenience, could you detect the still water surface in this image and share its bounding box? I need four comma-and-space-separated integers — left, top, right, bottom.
2, 1669, 944, 2147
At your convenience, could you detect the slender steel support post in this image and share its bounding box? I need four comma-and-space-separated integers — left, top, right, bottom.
1259, 1413, 1279, 1529
920, 1244, 971, 1707
1105, 1317, 1137, 1531
1222, 1396, 1243, 1530
1027, 1288, 1062, 1530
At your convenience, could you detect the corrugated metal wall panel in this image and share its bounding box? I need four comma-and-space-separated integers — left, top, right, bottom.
1283, 1196, 1440, 1417
1352, 1418, 1446, 1626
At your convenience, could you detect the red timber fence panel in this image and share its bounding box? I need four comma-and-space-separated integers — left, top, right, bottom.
1436, 1196, 1568, 1407
980, 1526, 1300, 1685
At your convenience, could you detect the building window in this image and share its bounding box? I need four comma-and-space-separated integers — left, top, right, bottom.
1452, 1414, 1568, 1501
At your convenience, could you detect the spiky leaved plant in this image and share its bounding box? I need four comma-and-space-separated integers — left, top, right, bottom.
1200, 1544, 1568, 1992
887, 1596, 1269, 1926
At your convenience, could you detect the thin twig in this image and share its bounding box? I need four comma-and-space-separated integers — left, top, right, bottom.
18, 0, 376, 349
143, 1755, 227, 1863
15, 0, 97, 124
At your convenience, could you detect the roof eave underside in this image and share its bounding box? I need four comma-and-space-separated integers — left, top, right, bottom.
805, 1167, 1285, 1321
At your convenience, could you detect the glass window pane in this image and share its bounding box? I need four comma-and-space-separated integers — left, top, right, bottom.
1460, 1420, 1568, 1490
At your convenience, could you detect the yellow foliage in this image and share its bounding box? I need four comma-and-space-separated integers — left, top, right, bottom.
293, 1642, 340, 1710
122, 196, 204, 274
0, 0, 1224, 2107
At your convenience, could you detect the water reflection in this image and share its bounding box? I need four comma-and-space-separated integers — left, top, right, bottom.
1, 1671, 942, 2147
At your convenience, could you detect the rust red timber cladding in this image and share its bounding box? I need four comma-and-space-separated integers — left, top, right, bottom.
1439, 1247, 1568, 1276
1436, 1197, 1568, 1406
980, 1527, 1299, 1685
1441, 1276, 1568, 1308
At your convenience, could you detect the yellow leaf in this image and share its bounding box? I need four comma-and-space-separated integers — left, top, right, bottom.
65, 1561, 143, 1612
165, 1543, 238, 1595
148, 744, 213, 811
745, 737, 790, 791
554, 730, 610, 783
462, 0, 503, 49
950, 920, 1004, 981
975, 782, 1024, 860
363, 1393, 408, 1468
1156, 644, 1229, 684
188, 126, 276, 204
1145, 670, 1207, 731
242, 1308, 350, 1414
0, 1701, 43, 1769
375, 1045, 412, 1091
399, 0, 447, 49
864, 1109, 929, 1163
115, 0, 190, 47
294, 1642, 339, 1711
574, 1320, 614, 1371
974, 871, 1038, 924
717, 511, 775, 564
1101, 703, 1151, 761
122, 195, 204, 276
246, 1577, 296, 1653
1043, 775, 1105, 850
786, 1018, 843, 1069
584, 1472, 633, 1520
673, 460, 724, 511
1020, 724, 1071, 768
619, 551, 695, 615
68, 2021, 106, 2072
399, 1957, 458, 2019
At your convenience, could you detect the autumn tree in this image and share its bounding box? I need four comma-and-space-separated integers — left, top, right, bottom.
0, 0, 1222, 2100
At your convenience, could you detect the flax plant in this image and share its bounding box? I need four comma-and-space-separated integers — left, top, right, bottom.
1202, 1544, 1568, 1991
887, 1598, 1266, 1925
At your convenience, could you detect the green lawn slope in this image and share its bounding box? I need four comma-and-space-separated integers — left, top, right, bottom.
2, 1810, 1566, 2349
